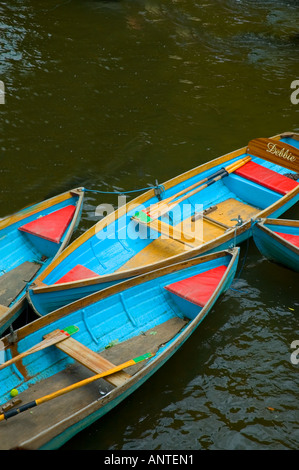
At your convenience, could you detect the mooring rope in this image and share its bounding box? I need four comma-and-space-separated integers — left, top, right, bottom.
83, 184, 165, 196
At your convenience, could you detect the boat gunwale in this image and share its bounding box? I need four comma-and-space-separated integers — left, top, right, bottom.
254, 218, 299, 255
0, 188, 85, 334
0, 187, 84, 232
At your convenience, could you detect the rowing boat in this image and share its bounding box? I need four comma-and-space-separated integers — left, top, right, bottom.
0, 188, 84, 336
252, 218, 299, 272
27, 132, 299, 316
0, 248, 239, 449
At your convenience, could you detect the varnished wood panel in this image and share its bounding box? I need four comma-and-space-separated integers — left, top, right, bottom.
54, 336, 131, 387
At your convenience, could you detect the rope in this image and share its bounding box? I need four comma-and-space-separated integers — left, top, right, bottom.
284, 173, 299, 180
83, 184, 165, 196
229, 220, 253, 294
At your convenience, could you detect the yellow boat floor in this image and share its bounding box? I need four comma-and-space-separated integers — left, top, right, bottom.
118, 198, 260, 271
205, 198, 259, 228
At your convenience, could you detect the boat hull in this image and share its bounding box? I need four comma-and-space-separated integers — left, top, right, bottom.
253, 219, 299, 272
0, 249, 239, 449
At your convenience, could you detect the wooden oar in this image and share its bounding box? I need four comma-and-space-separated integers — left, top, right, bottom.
0, 326, 79, 371
149, 158, 249, 215
0, 352, 153, 421
146, 156, 251, 221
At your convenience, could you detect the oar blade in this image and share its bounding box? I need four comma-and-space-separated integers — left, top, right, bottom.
0, 326, 79, 371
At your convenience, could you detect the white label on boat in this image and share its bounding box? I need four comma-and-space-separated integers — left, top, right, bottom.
290, 80, 299, 105
290, 340, 299, 365
0, 81, 5, 104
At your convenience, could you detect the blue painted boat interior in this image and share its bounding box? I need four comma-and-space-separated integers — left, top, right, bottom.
0, 253, 234, 406
263, 222, 299, 236
42, 136, 299, 285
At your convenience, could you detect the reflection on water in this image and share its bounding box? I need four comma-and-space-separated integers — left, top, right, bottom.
0, 0, 299, 450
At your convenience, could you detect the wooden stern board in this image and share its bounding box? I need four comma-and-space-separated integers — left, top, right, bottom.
0, 261, 41, 307
247, 138, 299, 173
48, 334, 131, 387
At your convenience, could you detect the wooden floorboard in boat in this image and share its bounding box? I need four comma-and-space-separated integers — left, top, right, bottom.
176, 216, 225, 242
100, 316, 188, 375
0, 317, 187, 449
117, 198, 258, 272
206, 198, 260, 227
117, 212, 227, 272
116, 237, 188, 272
0, 262, 41, 307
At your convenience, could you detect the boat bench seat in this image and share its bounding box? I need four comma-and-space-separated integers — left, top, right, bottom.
46, 333, 131, 387
18, 205, 76, 244
234, 161, 299, 195
54, 264, 98, 284
274, 232, 299, 248
132, 213, 203, 248
164, 265, 227, 307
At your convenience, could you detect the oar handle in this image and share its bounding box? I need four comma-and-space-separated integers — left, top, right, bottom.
153, 166, 227, 208
149, 156, 251, 220
149, 156, 251, 218
0, 400, 37, 420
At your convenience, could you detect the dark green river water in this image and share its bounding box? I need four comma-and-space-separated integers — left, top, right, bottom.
1, 0, 299, 451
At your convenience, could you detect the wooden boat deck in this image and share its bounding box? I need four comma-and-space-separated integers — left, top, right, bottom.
204, 198, 260, 227
118, 198, 260, 271
0, 317, 187, 450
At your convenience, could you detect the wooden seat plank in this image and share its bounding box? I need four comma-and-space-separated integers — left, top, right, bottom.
132, 215, 203, 247
49, 335, 131, 387
0, 262, 41, 307
116, 237, 188, 272
0, 304, 9, 316
117, 217, 225, 272
118, 198, 257, 273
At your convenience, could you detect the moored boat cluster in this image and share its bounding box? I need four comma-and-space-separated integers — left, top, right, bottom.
0, 131, 298, 449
